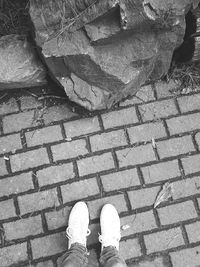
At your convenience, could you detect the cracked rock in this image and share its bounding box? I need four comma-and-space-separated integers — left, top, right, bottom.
29, 0, 200, 110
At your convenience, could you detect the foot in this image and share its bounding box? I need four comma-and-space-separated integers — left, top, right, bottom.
99, 204, 121, 251
66, 201, 90, 249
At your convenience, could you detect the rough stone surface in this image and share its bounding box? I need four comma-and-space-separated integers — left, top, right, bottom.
29, 0, 197, 110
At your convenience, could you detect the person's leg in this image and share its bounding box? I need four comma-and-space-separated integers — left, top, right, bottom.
61, 202, 90, 267
99, 204, 127, 267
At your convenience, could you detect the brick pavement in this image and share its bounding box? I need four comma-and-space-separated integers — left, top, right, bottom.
0, 82, 200, 267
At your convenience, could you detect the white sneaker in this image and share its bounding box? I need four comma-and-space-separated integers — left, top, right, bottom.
99, 204, 121, 251
66, 201, 90, 249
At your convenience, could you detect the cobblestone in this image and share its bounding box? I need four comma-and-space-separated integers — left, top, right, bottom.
139, 99, 178, 121
141, 160, 180, 184
101, 168, 140, 192
3, 110, 39, 133
61, 178, 99, 203
185, 221, 200, 243
31, 232, 67, 259
0, 243, 27, 267
0, 133, 22, 153
25, 125, 63, 147
116, 144, 156, 168
77, 153, 115, 176
177, 93, 200, 113
3, 215, 43, 240
0, 172, 33, 197
0, 98, 19, 115
1, 82, 200, 266
144, 227, 184, 254
90, 129, 127, 151
120, 238, 142, 260
101, 107, 138, 129
36, 163, 75, 187
0, 199, 16, 220
64, 117, 100, 137
181, 154, 200, 175
172, 176, 200, 200
166, 112, 200, 135
170, 246, 200, 267
127, 122, 167, 144
157, 135, 195, 158
51, 139, 88, 161
18, 188, 59, 215
158, 201, 197, 225
121, 210, 157, 237
128, 186, 160, 209
10, 148, 49, 172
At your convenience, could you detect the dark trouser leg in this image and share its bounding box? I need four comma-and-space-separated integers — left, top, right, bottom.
61, 243, 88, 267
99, 246, 127, 267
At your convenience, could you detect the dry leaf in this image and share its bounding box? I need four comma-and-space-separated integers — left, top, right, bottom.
154, 182, 173, 208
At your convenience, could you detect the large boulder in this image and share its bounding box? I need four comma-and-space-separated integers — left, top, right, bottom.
29, 0, 200, 110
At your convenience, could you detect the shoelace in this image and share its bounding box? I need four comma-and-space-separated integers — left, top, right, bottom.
66, 227, 91, 240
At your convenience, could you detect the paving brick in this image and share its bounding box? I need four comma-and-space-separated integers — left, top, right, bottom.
18, 188, 59, 215
90, 129, 127, 152
45, 206, 71, 230
0, 133, 22, 153
116, 144, 156, 168
87, 195, 127, 219
0, 199, 16, 220
61, 178, 99, 203
101, 107, 138, 129
0, 98, 19, 115
128, 257, 168, 267
158, 201, 197, 225
120, 238, 142, 260
0, 242, 27, 267
31, 232, 67, 259
77, 153, 115, 176
0, 172, 34, 197
155, 80, 178, 99
172, 176, 200, 200
36, 163, 74, 187
3, 110, 40, 133
157, 135, 195, 159
127, 122, 166, 144
64, 116, 100, 138
120, 84, 155, 106
166, 113, 200, 135
121, 210, 157, 237
128, 186, 160, 209
195, 132, 200, 149
139, 99, 178, 121
4, 215, 43, 240
43, 104, 76, 124
51, 139, 88, 161
10, 148, 49, 172
181, 154, 200, 175
101, 168, 140, 192
178, 93, 200, 113
141, 160, 180, 184
144, 227, 184, 254
20, 95, 42, 110
87, 249, 99, 267
25, 125, 63, 147
170, 246, 200, 267
185, 221, 200, 243
0, 157, 8, 176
